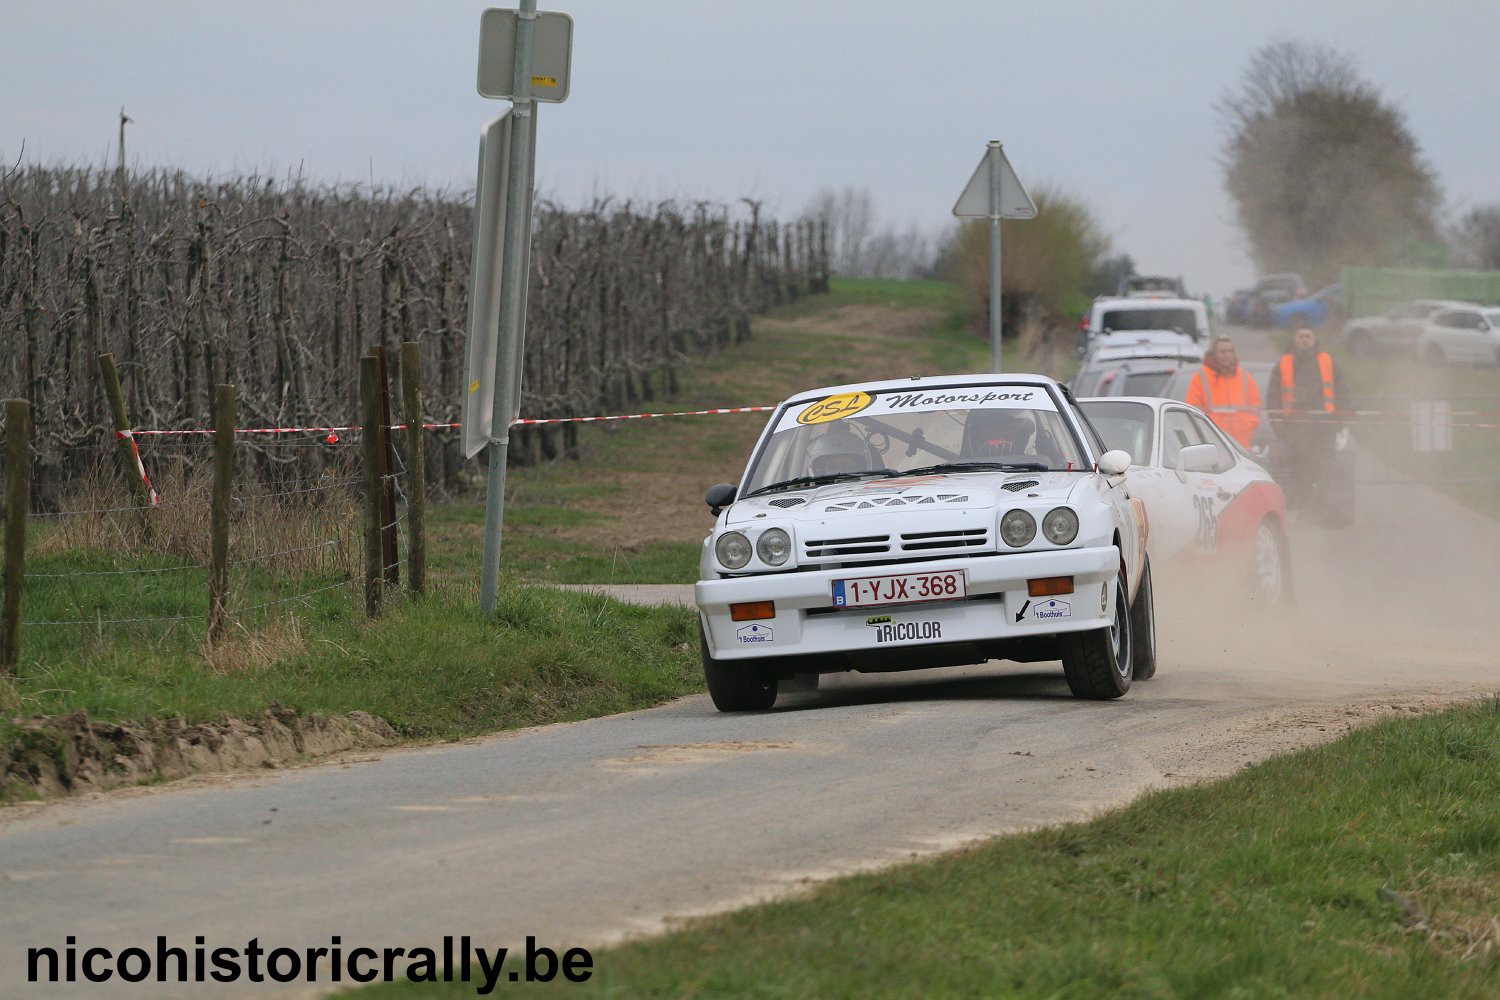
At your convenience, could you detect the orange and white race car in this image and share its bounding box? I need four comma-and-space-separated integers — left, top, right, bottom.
1077, 395, 1291, 608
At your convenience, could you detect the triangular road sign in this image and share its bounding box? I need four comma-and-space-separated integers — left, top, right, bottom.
953, 143, 1037, 219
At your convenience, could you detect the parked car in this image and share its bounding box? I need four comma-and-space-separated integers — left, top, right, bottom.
1344, 299, 1476, 356
1418, 305, 1500, 365
696, 373, 1154, 710
1080, 295, 1210, 353
1240, 274, 1307, 328
1077, 396, 1291, 606
1273, 283, 1342, 330
1071, 355, 1199, 399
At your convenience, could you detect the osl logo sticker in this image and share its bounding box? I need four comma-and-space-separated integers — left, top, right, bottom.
797, 391, 872, 425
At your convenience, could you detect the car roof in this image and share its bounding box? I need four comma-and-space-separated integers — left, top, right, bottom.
1078, 395, 1189, 411
1085, 343, 1202, 363
1093, 296, 1202, 310
1079, 356, 1190, 373
779, 371, 1060, 404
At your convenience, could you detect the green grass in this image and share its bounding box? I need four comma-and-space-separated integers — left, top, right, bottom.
366, 698, 1500, 999
0, 582, 701, 798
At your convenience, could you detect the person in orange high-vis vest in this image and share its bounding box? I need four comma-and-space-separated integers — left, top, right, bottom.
1265, 326, 1348, 523
1185, 336, 1261, 448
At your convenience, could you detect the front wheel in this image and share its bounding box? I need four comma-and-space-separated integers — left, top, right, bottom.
701, 626, 778, 712
1250, 519, 1293, 607
1060, 570, 1133, 699
1129, 559, 1158, 681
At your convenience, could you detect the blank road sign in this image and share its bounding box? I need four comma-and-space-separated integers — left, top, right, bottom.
477, 9, 574, 103
953, 144, 1036, 219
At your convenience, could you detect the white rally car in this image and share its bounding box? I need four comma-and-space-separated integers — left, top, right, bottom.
696, 374, 1153, 712
1077, 396, 1291, 606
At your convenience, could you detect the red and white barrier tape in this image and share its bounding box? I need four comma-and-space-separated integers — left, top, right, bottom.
114, 430, 161, 507
119, 404, 777, 438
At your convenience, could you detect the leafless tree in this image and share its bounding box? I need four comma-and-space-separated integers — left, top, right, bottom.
1217, 40, 1441, 285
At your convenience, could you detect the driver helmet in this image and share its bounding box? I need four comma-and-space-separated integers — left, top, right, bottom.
966, 409, 1033, 457
807, 424, 870, 476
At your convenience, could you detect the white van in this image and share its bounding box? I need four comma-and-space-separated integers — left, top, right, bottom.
1083, 296, 1210, 350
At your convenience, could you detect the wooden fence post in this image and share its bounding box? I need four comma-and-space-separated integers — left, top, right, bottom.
98, 352, 154, 534
207, 384, 235, 645
3, 400, 31, 676
373, 346, 400, 589
359, 355, 383, 618
400, 342, 426, 597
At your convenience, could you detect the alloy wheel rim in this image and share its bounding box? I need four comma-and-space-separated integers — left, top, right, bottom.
1255, 525, 1283, 603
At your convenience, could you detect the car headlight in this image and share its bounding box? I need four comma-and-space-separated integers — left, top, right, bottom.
715, 531, 752, 570
756, 528, 791, 566
1042, 507, 1079, 545
1000, 509, 1036, 547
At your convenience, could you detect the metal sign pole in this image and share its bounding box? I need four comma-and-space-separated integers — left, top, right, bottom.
988, 142, 1003, 373
953, 140, 1035, 374
480, 0, 540, 615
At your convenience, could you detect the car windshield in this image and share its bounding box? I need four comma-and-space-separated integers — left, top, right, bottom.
1100, 308, 1198, 335
742, 383, 1089, 495
1076, 400, 1155, 465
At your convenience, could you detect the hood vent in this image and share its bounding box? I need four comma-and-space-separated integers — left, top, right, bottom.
824, 494, 968, 513
767, 496, 809, 508
1002, 480, 1040, 492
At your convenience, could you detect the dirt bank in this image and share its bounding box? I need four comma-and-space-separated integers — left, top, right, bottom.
2, 703, 397, 801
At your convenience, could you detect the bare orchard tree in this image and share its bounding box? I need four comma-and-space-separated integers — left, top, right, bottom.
1217, 40, 1440, 285
0, 165, 829, 491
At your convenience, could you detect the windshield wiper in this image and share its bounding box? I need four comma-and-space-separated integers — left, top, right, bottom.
901, 461, 1050, 475
743, 470, 895, 498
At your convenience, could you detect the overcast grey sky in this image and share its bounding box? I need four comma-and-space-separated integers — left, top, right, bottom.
5, 1, 1499, 296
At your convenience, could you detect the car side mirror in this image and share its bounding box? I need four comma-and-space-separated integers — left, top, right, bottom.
705, 482, 737, 516
1097, 450, 1132, 477
1175, 443, 1217, 479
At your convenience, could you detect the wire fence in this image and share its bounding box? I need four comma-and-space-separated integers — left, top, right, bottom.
17, 438, 368, 636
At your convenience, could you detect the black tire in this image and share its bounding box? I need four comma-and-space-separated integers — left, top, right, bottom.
701, 626, 778, 712
1250, 518, 1293, 607
1060, 570, 1133, 700
1128, 559, 1158, 681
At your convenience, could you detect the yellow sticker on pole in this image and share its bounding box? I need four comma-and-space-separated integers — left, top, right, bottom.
797, 391, 873, 425
469, 380, 481, 394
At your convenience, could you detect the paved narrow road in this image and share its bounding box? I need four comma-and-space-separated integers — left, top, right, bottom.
3, 330, 1496, 998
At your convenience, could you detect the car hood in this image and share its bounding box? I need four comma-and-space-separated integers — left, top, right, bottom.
725, 472, 1084, 525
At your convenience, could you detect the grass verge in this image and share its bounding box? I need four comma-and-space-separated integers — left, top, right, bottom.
367, 697, 1500, 998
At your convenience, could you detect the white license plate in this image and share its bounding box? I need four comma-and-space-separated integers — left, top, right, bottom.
832, 569, 966, 609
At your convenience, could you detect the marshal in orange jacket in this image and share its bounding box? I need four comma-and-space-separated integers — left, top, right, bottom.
1185, 365, 1262, 448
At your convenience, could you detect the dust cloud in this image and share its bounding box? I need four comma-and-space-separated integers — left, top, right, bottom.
1154, 351, 1499, 701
